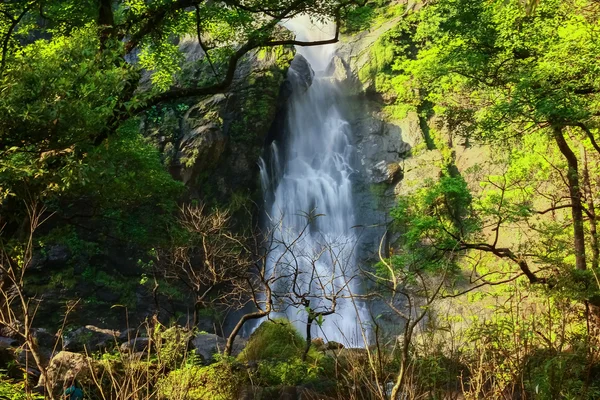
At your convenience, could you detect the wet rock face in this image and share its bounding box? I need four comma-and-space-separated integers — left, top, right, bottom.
353, 116, 410, 185
287, 54, 314, 93
145, 40, 295, 204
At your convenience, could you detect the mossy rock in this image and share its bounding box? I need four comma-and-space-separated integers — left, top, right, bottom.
157, 360, 245, 400
237, 319, 305, 362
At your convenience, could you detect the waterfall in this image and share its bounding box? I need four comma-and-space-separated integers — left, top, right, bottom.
259, 17, 369, 346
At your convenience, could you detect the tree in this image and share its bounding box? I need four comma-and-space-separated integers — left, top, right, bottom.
368, 0, 600, 284
0, 0, 356, 240
158, 206, 356, 358
410, 0, 600, 272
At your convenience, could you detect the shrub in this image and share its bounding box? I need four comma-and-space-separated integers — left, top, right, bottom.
0, 371, 43, 400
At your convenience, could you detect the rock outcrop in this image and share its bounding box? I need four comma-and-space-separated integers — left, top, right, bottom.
63, 325, 117, 352
145, 39, 296, 205
191, 333, 247, 363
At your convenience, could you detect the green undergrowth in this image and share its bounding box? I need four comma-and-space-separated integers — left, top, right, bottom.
341, 0, 405, 34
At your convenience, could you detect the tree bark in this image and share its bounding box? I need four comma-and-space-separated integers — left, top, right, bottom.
303, 313, 313, 362
554, 126, 587, 270
581, 147, 598, 269
224, 309, 268, 356
98, 0, 115, 50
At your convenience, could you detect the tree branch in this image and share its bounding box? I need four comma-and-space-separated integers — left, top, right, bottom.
577, 122, 600, 156
1, 3, 32, 74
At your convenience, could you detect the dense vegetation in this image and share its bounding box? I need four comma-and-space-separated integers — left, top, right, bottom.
2, 0, 600, 399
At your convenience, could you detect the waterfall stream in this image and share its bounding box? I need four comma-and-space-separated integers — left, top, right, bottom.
258, 18, 368, 346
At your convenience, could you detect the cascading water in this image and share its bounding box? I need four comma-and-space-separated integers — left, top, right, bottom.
259, 18, 369, 346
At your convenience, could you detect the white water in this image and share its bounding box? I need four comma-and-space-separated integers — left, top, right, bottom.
259, 17, 368, 346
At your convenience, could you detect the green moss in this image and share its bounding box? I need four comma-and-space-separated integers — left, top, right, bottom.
341, 1, 405, 34
237, 319, 304, 362
155, 326, 194, 368
47, 266, 77, 290
81, 266, 139, 308
157, 360, 245, 400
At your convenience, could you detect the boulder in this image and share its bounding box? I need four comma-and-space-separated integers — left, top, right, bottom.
325, 341, 344, 351
311, 337, 326, 351
32, 328, 56, 349
39, 351, 92, 393
288, 54, 314, 93
143, 40, 294, 204
327, 348, 369, 371
0, 336, 19, 350
0, 321, 22, 339
117, 328, 136, 343
63, 325, 117, 352
27, 245, 70, 271
120, 337, 150, 353
46, 245, 70, 265
191, 333, 247, 363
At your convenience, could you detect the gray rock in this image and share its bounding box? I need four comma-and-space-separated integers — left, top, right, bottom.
325, 340, 344, 350
288, 54, 314, 93
143, 37, 294, 204
63, 325, 117, 352
191, 333, 246, 363
0, 336, 18, 350
353, 117, 411, 185
46, 245, 70, 264
118, 328, 136, 343
39, 351, 90, 392
32, 328, 56, 349
334, 15, 403, 91
120, 337, 150, 353
0, 321, 22, 339
27, 245, 70, 272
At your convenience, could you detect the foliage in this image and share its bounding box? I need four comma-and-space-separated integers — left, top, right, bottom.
0, 371, 43, 400
378, 174, 475, 280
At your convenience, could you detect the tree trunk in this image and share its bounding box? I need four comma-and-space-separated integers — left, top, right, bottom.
390, 325, 412, 400
224, 310, 268, 356
98, 0, 115, 49
302, 314, 314, 362
581, 147, 598, 269
554, 127, 587, 270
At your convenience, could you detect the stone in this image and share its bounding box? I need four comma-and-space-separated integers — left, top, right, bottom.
46, 245, 70, 265
0, 336, 19, 350
39, 351, 91, 393
63, 325, 117, 352
288, 54, 314, 93
120, 337, 150, 353
27, 245, 70, 272
325, 341, 344, 351
32, 328, 56, 349
311, 337, 326, 351
117, 328, 136, 343
191, 333, 247, 364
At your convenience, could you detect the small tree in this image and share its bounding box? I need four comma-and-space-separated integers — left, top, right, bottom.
0, 201, 55, 397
